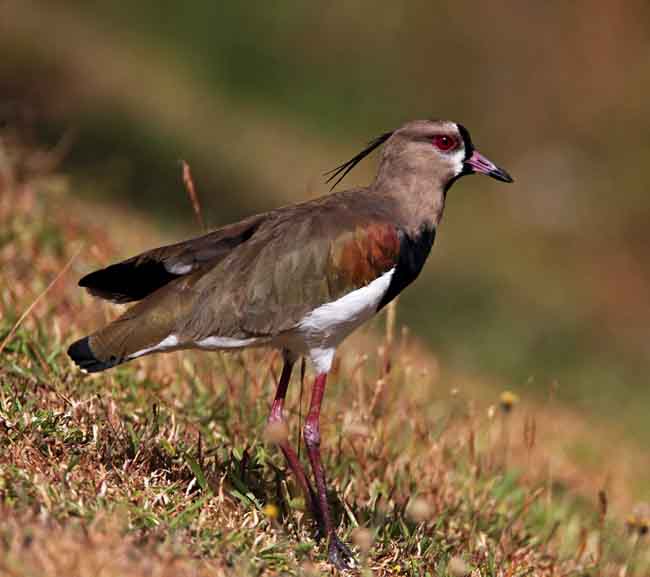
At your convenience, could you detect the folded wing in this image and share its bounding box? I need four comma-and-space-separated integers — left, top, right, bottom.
79, 214, 265, 303
177, 191, 405, 340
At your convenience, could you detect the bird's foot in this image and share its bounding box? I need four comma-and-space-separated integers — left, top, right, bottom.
306, 487, 328, 541
328, 534, 356, 571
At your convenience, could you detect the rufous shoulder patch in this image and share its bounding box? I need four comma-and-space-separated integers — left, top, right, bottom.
327, 223, 400, 297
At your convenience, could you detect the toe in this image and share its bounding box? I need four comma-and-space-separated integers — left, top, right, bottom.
328, 535, 357, 570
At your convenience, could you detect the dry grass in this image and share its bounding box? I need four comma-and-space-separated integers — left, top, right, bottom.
2, 135, 650, 576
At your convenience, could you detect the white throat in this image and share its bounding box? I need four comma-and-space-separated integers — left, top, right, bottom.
450, 148, 466, 179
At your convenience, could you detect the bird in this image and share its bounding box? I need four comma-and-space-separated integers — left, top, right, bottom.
67, 119, 513, 569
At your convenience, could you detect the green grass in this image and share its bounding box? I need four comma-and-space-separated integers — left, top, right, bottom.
2, 140, 650, 576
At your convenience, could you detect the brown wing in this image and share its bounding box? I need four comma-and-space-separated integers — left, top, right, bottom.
175, 189, 403, 340
79, 213, 266, 303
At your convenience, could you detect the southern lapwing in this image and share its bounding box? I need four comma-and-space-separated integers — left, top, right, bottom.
68, 119, 513, 568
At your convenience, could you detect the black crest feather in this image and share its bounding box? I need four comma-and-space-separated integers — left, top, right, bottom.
324, 131, 394, 190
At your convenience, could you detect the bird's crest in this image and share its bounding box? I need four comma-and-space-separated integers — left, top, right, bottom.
324, 131, 394, 191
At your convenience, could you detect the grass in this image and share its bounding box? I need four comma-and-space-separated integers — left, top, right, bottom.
2, 137, 650, 575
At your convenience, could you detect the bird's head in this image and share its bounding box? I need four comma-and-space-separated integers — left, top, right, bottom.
326, 119, 513, 193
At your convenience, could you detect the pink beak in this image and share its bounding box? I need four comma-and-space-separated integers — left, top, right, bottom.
465, 150, 513, 183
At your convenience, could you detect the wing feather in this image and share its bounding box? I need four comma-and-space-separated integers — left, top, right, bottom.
177, 192, 404, 340
79, 214, 264, 303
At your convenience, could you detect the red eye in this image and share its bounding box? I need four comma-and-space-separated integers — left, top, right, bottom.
433, 135, 456, 151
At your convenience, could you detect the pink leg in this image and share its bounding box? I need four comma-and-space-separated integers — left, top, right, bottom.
268, 357, 320, 524
303, 373, 355, 569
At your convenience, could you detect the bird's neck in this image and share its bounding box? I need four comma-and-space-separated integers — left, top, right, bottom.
373, 162, 448, 234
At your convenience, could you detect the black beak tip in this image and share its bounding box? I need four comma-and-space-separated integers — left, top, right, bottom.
490, 168, 514, 183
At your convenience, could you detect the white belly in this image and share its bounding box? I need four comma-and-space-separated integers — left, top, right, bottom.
286, 268, 395, 373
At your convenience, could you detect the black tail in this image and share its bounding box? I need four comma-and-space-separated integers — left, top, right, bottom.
67, 337, 121, 373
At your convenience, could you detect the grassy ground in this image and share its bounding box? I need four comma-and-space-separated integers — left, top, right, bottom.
2, 140, 650, 576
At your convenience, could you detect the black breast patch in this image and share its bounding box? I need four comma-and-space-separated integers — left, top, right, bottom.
377, 224, 436, 310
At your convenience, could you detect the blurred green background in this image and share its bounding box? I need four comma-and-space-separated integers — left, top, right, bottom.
2, 2, 650, 438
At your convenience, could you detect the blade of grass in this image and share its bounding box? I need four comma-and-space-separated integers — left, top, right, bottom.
0, 246, 81, 355
181, 160, 205, 232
